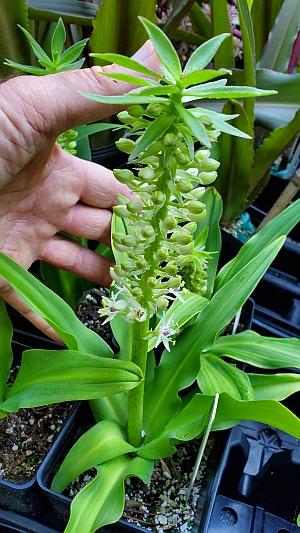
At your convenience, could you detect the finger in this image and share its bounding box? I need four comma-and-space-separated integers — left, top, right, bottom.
62, 203, 112, 245
18, 40, 160, 135
75, 157, 135, 208
40, 236, 113, 286
0, 282, 63, 342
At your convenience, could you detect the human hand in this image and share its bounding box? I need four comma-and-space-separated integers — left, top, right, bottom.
0, 41, 159, 338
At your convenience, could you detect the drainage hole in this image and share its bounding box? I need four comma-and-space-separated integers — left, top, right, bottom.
219, 507, 238, 526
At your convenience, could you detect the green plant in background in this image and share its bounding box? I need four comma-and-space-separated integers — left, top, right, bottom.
1, 20, 300, 532
164, 0, 300, 222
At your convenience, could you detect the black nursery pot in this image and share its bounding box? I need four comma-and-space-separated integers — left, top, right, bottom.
0, 309, 74, 522
0, 509, 59, 533
91, 144, 127, 170
200, 421, 300, 533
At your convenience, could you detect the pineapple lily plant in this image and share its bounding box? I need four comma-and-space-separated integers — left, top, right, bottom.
0, 17, 300, 533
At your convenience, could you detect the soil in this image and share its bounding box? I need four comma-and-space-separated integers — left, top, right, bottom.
66, 436, 222, 533
0, 403, 73, 484
76, 287, 112, 344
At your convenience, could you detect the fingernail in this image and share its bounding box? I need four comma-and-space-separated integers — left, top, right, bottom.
132, 40, 154, 61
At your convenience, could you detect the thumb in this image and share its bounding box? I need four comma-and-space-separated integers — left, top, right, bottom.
24, 40, 160, 135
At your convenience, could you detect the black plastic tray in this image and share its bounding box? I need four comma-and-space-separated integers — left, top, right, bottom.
200, 421, 300, 532
0, 510, 59, 532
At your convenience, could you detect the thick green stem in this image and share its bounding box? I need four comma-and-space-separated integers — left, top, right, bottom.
127, 319, 149, 447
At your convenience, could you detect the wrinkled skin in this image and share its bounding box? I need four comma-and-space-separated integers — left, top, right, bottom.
0, 41, 159, 338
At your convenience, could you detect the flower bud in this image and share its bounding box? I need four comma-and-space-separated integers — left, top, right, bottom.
189, 188, 205, 200
170, 231, 192, 245
156, 297, 169, 310
195, 149, 210, 161
176, 242, 194, 255
120, 259, 135, 272
176, 179, 193, 193
146, 103, 163, 117
113, 169, 134, 184
122, 235, 137, 247
156, 248, 169, 261
207, 129, 221, 141
127, 200, 143, 213
199, 158, 220, 172
185, 200, 206, 214
113, 205, 130, 218
127, 105, 144, 118
166, 277, 181, 289
147, 277, 157, 288
163, 133, 177, 146
164, 263, 178, 276
117, 111, 136, 125
184, 222, 197, 234
138, 167, 156, 181
114, 265, 127, 277
132, 287, 143, 298
163, 216, 177, 231
116, 138, 135, 154
67, 141, 77, 150
152, 191, 166, 205
175, 148, 190, 164
136, 256, 147, 269
198, 171, 218, 185
141, 225, 155, 239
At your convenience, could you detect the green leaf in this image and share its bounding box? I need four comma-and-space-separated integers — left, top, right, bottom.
193, 187, 223, 298
89, 0, 156, 59
52, 419, 135, 492
3, 60, 46, 76
147, 293, 209, 352
79, 92, 167, 106
0, 1, 31, 76
249, 108, 300, 200
0, 302, 13, 402
237, 0, 256, 124
140, 394, 214, 458
213, 393, 300, 439
27, 0, 97, 26
17, 24, 52, 65
184, 33, 231, 74
213, 100, 254, 222
191, 106, 251, 139
134, 85, 179, 96
209, 330, 300, 369
198, 354, 254, 400
249, 373, 300, 401
215, 198, 300, 290
99, 71, 160, 87
257, 0, 300, 71
89, 53, 160, 79
181, 69, 230, 88
75, 123, 124, 141
210, 1, 234, 69
139, 16, 182, 82
163, 0, 196, 35
51, 17, 66, 60
129, 113, 175, 161
0, 349, 142, 412
183, 85, 277, 99
65, 455, 153, 533
40, 261, 91, 310
189, 1, 212, 39
251, 0, 284, 61
110, 313, 133, 362
0, 252, 112, 357
175, 104, 211, 148
57, 38, 89, 67
144, 237, 285, 438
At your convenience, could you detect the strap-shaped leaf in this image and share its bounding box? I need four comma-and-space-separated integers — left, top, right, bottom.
99, 71, 160, 87
52, 419, 135, 492
175, 104, 211, 148
51, 17, 66, 60
3, 60, 46, 76
210, 1, 234, 69
197, 354, 254, 400
0, 252, 112, 357
215, 198, 300, 290
129, 113, 175, 161
0, 349, 142, 412
184, 33, 230, 74
75, 123, 124, 141
213, 393, 300, 439
89, 52, 160, 79
140, 394, 213, 459
249, 373, 300, 401
0, 302, 13, 402
208, 330, 300, 369
17, 24, 52, 65
183, 85, 277, 99
147, 293, 209, 352
181, 68, 230, 88
57, 38, 89, 67
143, 237, 284, 439
79, 91, 167, 106
65, 455, 153, 533
139, 16, 182, 81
